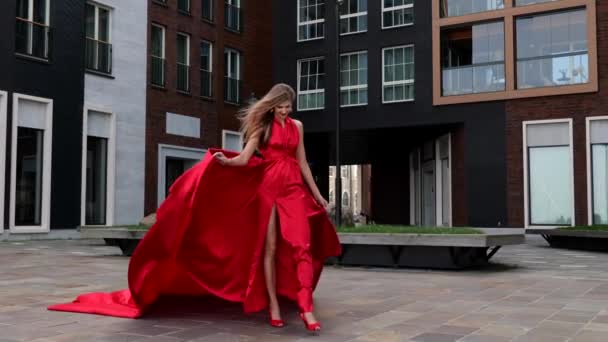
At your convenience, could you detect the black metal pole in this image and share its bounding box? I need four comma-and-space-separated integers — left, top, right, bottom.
335, 0, 343, 227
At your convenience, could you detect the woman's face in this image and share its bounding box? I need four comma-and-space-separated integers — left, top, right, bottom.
274, 101, 292, 120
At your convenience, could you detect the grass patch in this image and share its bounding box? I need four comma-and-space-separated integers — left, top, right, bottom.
557, 225, 608, 232
111, 225, 150, 230
337, 225, 482, 234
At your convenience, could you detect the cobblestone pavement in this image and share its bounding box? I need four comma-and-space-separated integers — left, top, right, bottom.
2, 236, 608, 341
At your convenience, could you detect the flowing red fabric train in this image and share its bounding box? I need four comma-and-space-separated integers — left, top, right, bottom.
48, 117, 341, 318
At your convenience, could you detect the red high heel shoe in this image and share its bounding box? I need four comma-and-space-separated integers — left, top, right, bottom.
269, 310, 284, 328
299, 312, 321, 332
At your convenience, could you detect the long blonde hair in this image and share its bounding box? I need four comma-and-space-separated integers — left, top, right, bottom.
238, 83, 295, 146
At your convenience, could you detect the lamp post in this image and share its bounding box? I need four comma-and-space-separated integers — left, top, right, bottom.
334, 0, 344, 226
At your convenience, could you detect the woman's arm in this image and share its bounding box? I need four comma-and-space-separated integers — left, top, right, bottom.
294, 119, 329, 208
213, 132, 260, 166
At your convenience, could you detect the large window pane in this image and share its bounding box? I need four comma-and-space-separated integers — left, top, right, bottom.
15, 127, 44, 226
442, 21, 505, 96
592, 144, 608, 224
340, 52, 367, 106
516, 9, 588, 89
86, 136, 108, 226
298, 0, 325, 40
382, 0, 413, 28
383, 46, 414, 102
529, 146, 572, 225
298, 58, 325, 110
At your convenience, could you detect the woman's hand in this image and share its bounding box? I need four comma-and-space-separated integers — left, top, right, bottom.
314, 194, 329, 209
213, 152, 231, 166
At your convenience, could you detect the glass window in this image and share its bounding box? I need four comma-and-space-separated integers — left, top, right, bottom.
85, 3, 112, 74
15, 127, 44, 226
298, 58, 325, 110
440, 0, 504, 17
441, 21, 505, 96
178, 0, 190, 13
516, 9, 588, 89
340, 0, 367, 35
298, 0, 325, 41
151, 25, 166, 87
526, 122, 573, 226
15, 0, 50, 59
382, 0, 413, 29
200, 41, 213, 97
86, 136, 108, 226
225, 0, 241, 31
202, 0, 213, 21
224, 49, 242, 103
590, 120, 608, 224
177, 33, 190, 92
383, 45, 414, 103
340, 51, 368, 107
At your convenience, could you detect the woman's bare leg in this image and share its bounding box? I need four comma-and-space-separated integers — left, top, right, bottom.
264, 205, 281, 320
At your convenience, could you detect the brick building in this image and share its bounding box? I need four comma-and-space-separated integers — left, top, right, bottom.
144, 0, 273, 214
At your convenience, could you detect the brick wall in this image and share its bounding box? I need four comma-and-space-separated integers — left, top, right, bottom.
505, 0, 608, 227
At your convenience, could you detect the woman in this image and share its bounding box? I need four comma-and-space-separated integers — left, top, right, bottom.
49, 84, 341, 333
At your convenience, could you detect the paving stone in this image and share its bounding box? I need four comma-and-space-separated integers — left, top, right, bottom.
3, 236, 608, 341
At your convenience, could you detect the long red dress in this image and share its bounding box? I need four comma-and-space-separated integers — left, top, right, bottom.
48, 117, 342, 318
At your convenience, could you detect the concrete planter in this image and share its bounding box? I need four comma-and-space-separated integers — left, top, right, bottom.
81, 227, 524, 269
527, 228, 608, 252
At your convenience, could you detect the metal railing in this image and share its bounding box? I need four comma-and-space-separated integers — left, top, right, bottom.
15, 18, 51, 59
177, 63, 190, 92
224, 3, 241, 31
200, 70, 213, 97
151, 56, 166, 87
85, 38, 112, 74
224, 76, 241, 103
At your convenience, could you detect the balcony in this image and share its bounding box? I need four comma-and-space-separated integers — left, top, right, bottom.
177, 63, 190, 93
225, 3, 241, 32
200, 70, 213, 98
151, 56, 166, 87
85, 38, 112, 74
15, 18, 51, 60
224, 77, 241, 104
442, 62, 505, 96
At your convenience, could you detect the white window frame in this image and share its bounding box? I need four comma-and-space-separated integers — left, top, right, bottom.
382, 44, 415, 104
17, 0, 51, 57
80, 105, 116, 227
297, 57, 325, 111
86, 2, 113, 72
202, 0, 213, 21
382, 0, 414, 30
151, 24, 166, 59
178, 0, 191, 13
86, 2, 112, 43
297, 0, 325, 42
177, 32, 190, 67
340, 0, 367, 36
157, 144, 206, 206
19, 0, 51, 24
222, 129, 243, 152
586, 116, 608, 225
340, 50, 368, 108
201, 40, 213, 72
10, 93, 53, 233
225, 48, 240, 80
523, 119, 575, 229
435, 133, 452, 227
0, 91, 7, 231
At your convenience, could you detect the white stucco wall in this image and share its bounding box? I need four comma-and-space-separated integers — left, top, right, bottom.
84, 0, 147, 225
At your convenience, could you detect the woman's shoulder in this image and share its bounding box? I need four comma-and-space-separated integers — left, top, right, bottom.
290, 118, 303, 130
